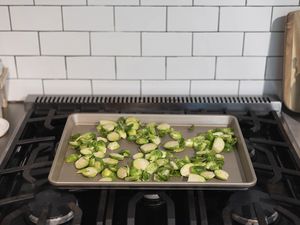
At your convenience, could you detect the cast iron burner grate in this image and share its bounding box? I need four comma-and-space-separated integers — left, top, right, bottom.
0, 96, 299, 225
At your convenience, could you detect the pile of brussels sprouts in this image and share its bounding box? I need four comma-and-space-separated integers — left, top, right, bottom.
65, 117, 237, 182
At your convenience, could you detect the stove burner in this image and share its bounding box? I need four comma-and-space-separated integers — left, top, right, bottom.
27, 190, 77, 225
226, 190, 279, 225
143, 194, 160, 200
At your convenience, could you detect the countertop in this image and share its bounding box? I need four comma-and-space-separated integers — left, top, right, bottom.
0, 102, 299, 166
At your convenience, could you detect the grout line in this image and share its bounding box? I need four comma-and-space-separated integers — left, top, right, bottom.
165, 57, 167, 79
65, 56, 68, 79
61, 6, 64, 31
140, 32, 142, 56
189, 80, 192, 95
89, 32, 92, 56
264, 56, 268, 79
41, 79, 45, 95
14, 56, 19, 79
242, 32, 246, 56
217, 6, 221, 31
214, 57, 217, 79
38, 32, 42, 56
113, 6, 116, 31
7, 6, 12, 31
90, 80, 94, 95
166, 6, 168, 31
237, 80, 241, 96
269, 6, 274, 32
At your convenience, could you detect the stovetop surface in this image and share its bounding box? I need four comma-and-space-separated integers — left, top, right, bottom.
0, 99, 300, 225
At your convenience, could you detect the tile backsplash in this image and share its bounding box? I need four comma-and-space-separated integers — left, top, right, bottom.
1, 0, 299, 101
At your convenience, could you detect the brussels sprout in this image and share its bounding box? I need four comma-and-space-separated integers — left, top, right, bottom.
212, 137, 225, 153
116, 128, 127, 139
79, 132, 96, 142
145, 162, 159, 174
142, 171, 151, 181
101, 168, 114, 178
107, 132, 120, 142
103, 158, 119, 165
185, 138, 194, 148
75, 157, 89, 169
200, 171, 215, 180
80, 147, 93, 155
99, 177, 113, 182
136, 137, 149, 145
97, 137, 108, 143
170, 161, 179, 170
99, 120, 117, 126
133, 158, 150, 170
77, 167, 98, 178
140, 143, 157, 153
107, 141, 120, 151
108, 164, 118, 172
120, 149, 131, 158
93, 151, 105, 159
150, 136, 161, 145
129, 167, 143, 177
214, 169, 229, 180
170, 131, 183, 140
94, 160, 104, 173
163, 141, 179, 150
127, 129, 137, 136
156, 159, 169, 167
133, 152, 144, 159
117, 166, 129, 179
125, 176, 140, 181
93, 141, 107, 152
102, 124, 115, 132
89, 158, 96, 167
156, 167, 171, 181
65, 153, 80, 163
190, 166, 205, 175
157, 123, 171, 137
109, 153, 124, 161
180, 163, 194, 177
188, 174, 205, 182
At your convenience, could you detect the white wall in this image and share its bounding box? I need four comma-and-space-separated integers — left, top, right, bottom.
0, 0, 299, 100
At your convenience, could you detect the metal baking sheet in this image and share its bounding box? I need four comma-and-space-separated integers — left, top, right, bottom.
48, 113, 257, 189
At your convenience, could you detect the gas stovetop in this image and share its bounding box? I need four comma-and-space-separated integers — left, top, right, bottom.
0, 95, 300, 225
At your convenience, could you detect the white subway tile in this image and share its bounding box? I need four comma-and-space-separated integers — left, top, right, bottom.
0, 32, 39, 55
7, 79, 43, 101
193, 33, 243, 56
91, 32, 140, 56
63, 7, 113, 31
194, 0, 245, 5
141, 0, 191, 5
239, 80, 264, 95
271, 7, 300, 31
266, 57, 283, 80
35, 0, 86, 5
247, 0, 298, 6
40, 32, 89, 55
167, 57, 215, 79
168, 7, 218, 31
142, 33, 192, 56
216, 57, 266, 79
142, 80, 190, 95
67, 57, 115, 79
220, 7, 272, 31
0, 7, 10, 30
16, 57, 66, 79
0, 0, 33, 5
115, 7, 166, 31
93, 80, 140, 95
44, 80, 92, 95
243, 32, 284, 56
0, 56, 17, 78
117, 57, 165, 79
88, 0, 139, 5
239, 80, 282, 97
10, 6, 62, 31
191, 80, 239, 95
